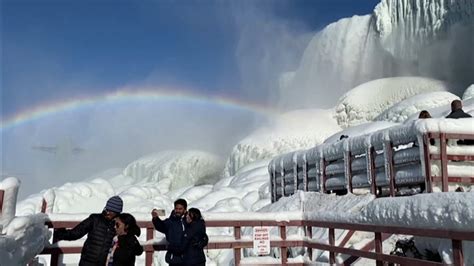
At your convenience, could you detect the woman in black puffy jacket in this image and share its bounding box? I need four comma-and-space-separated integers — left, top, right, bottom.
106, 213, 143, 266
181, 208, 208, 266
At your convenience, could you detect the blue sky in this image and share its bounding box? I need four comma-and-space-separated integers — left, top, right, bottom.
2, 0, 380, 118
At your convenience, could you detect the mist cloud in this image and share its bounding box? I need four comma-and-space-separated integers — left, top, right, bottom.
232, 2, 315, 110
2, 99, 264, 199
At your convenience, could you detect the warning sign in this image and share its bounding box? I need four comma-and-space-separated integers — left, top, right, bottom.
253, 227, 270, 255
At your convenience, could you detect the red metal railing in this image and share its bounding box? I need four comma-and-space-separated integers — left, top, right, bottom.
424, 132, 474, 192
40, 218, 474, 266
0, 189, 4, 213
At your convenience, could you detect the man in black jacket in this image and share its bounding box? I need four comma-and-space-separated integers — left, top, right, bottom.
56, 196, 123, 266
151, 198, 187, 266
446, 100, 473, 145
446, 100, 472, 119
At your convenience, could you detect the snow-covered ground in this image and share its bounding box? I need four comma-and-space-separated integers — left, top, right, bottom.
1, 0, 474, 265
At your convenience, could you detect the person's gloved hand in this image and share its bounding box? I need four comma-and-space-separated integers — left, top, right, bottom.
54, 228, 66, 240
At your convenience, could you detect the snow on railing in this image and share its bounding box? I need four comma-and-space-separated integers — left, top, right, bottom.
269, 119, 474, 201
0, 177, 21, 227
39, 215, 474, 266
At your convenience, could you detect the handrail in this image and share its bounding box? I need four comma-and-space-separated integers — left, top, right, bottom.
41, 218, 473, 266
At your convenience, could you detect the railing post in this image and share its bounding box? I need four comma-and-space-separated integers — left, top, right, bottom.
0, 190, 4, 213
51, 229, 60, 266
306, 224, 313, 261
440, 133, 449, 192
280, 160, 285, 197
423, 134, 433, 193
234, 225, 241, 265
41, 198, 47, 213
345, 151, 353, 193
374, 232, 383, 266
280, 225, 287, 265
146, 227, 154, 266
329, 228, 335, 265
384, 141, 396, 197
304, 157, 309, 192
271, 164, 276, 202
293, 153, 298, 194
322, 158, 327, 193
369, 147, 377, 196
452, 239, 463, 265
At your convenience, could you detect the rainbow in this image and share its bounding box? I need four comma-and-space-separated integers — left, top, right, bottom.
1, 88, 279, 130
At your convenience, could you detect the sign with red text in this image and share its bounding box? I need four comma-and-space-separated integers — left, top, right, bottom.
253, 227, 270, 255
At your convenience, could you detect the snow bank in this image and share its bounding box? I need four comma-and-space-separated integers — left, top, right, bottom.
224, 109, 341, 176
123, 150, 224, 191
16, 178, 115, 215
335, 77, 453, 128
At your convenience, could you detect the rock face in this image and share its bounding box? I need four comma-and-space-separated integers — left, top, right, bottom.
279, 0, 474, 110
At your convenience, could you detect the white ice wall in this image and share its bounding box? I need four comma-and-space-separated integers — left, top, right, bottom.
279, 0, 474, 110
374, 0, 474, 59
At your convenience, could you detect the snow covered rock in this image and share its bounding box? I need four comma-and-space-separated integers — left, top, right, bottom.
224, 109, 341, 176
123, 150, 223, 191
375, 91, 459, 123
463, 84, 474, 100
16, 179, 115, 215
335, 77, 454, 128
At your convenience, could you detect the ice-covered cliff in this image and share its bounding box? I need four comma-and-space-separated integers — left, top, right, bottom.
374, 0, 474, 59
279, 0, 474, 109
223, 109, 341, 176
123, 150, 224, 190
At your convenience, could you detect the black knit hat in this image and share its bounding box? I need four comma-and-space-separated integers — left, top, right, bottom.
105, 196, 123, 213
